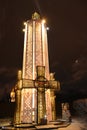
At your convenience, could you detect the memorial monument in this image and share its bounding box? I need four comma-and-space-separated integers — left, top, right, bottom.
11, 12, 60, 126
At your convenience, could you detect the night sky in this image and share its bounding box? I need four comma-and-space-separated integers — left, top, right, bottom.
0, 0, 87, 102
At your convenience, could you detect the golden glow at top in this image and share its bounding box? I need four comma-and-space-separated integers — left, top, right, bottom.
23, 22, 27, 32
46, 27, 49, 30
24, 22, 27, 26
42, 19, 46, 24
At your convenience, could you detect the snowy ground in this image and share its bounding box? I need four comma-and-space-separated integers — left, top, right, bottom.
0, 117, 87, 130
58, 118, 87, 130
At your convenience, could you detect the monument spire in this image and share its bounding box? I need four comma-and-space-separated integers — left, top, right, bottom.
14, 12, 60, 126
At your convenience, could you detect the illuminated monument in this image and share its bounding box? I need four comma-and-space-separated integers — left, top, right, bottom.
14, 12, 60, 125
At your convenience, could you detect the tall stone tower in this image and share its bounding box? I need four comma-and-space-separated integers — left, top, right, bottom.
14, 12, 60, 125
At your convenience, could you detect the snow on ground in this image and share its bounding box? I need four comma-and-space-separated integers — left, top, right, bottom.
58, 118, 87, 130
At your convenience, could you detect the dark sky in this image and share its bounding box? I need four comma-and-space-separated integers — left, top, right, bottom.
0, 0, 87, 101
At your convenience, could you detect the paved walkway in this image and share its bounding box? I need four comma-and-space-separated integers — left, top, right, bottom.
58, 119, 87, 130
0, 118, 87, 130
